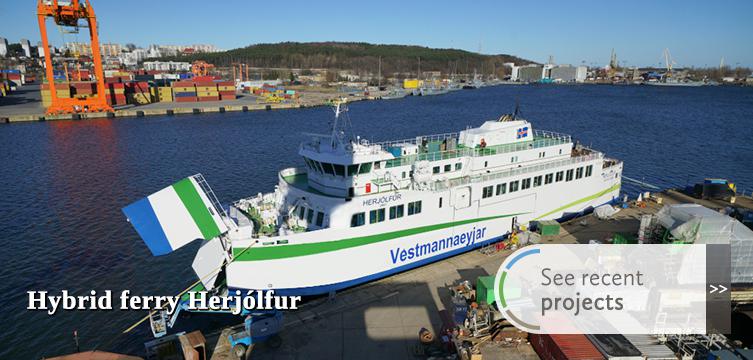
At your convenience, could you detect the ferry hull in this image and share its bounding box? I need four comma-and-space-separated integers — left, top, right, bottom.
225, 186, 619, 296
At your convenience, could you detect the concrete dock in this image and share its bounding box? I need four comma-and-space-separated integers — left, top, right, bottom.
0, 85, 384, 123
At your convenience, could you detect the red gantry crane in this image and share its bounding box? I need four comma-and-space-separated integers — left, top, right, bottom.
37, 0, 112, 114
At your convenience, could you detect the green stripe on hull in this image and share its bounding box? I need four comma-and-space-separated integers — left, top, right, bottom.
234, 213, 526, 261
173, 178, 221, 239
533, 182, 620, 221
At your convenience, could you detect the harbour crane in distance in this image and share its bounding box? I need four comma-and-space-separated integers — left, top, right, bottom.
37, 0, 112, 114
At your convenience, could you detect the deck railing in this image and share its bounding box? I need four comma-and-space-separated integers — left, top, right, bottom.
430, 153, 600, 191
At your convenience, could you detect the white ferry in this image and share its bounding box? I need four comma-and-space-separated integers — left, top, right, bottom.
123, 101, 622, 297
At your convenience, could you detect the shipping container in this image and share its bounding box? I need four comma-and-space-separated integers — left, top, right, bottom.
476, 276, 495, 305
198, 96, 220, 102
586, 335, 642, 360
175, 96, 197, 103
537, 220, 561, 236
530, 334, 604, 360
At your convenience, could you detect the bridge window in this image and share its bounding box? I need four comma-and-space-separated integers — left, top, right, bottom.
315, 211, 324, 227
566, 169, 574, 181
322, 162, 335, 175
370, 208, 386, 224
556, 171, 564, 182
350, 212, 365, 227
482, 186, 493, 199
389, 204, 404, 219
509, 180, 519, 192
455, 163, 462, 171
306, 208, 314, 223
358, 162, 372, 174
298, 206, 306, 219
333, 164, 345, 177
576, 167, 583, 179
444, 164, 451, 172
585, 165, 593, 177
347, 165, 359, 177
533, 175, 542, 187
496, 183, 507, 195
408, 201, 422, 215
433, 166, 440, 174
545, 173, 553, 184
521, 178, 531, 190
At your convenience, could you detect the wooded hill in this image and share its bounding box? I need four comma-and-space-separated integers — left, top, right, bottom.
159, 42, 535, 78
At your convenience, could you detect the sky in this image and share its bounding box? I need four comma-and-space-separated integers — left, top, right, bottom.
2, 0, 752, 68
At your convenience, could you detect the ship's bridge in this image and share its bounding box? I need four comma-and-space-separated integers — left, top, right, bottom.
458, 119, 532, 148
296, 135, 396, 198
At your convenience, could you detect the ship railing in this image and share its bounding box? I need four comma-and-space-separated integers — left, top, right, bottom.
533, 129, 572, 142
384, 136, 572, 168
431, 153, 600, 191
193, 173, 233, 229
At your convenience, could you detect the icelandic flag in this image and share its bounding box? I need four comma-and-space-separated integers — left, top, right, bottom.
122, 175, 228, 256
517, 127, 529, 139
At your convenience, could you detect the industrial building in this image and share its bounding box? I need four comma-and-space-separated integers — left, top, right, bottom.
20, 38, 31, 57
517, 65, 543, 82
0, 37, 7, 57
549, 65, 588, 83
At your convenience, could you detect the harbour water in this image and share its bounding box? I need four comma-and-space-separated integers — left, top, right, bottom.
1, 84, 752, 358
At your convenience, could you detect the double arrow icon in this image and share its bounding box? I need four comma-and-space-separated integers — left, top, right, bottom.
709, 284, 728, 294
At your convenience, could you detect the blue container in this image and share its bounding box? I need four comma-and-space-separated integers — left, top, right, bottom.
174, 92, 197, 98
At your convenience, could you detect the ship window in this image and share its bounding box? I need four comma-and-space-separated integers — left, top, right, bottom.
556, 171, 564, 182
350, 212, 365, 227
438, 197, 443, 208
482, 186, 494, 199
322, 162, 335, 175
496, 183, 507, 195
315, 211, 324, 227
566, 169, 574, 181
509, 181, 519, 192
402, 171, 406, 179
298, 206, 306, 219
521, 178, 531, 190
444, 164, 451, 172
374, 161, 382, 170
484, 161, 488, 167
306, 208, 314, 223
534, 176, 542, 187
559, 149, 563, 155
455, 163, 462, 171
433, 166, 440, 174
358, 162, 372, 174
314, 161, 325, 174
370, 208, 386, 223
333, 164, 345, 177
576, 167, 583, 179
586, 165, 593, 177
389, 204, 404, 219
347, 164, 359, 177
408, 201, 422, 215
276, 239, 289, 245
545, 173, 553, 184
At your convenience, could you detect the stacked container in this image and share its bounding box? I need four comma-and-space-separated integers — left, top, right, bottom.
217, 81, 235, 101
125, 81, 152, 105
172, 81, 197, 103
150, 86, 173, 102
106, 83, 127, 106
530, 334, 605, 360
195, 81, 219, 102
622, 335, 677, 360
70, 82, 96, 97
41, 83, 71, 107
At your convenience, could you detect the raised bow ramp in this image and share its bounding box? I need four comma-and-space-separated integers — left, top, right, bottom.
123, 175, 229, 256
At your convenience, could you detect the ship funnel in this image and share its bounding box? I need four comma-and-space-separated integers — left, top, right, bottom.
123, 174, 229, 256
